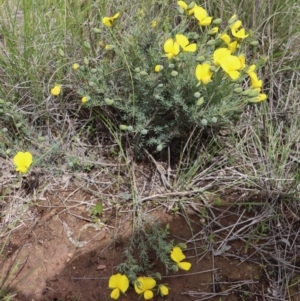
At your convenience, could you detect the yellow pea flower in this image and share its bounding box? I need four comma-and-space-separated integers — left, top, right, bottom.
134, 277, 156, 300
238, 54, 246, 70
155, 65, 163, 72
176, 34, 197, 52
219, 55, 242, 80
194, 6, 212, 26
151, 20, 157, 27
249, 93, 267, 103
177, 0, 188, 11
220, 34, 238, 53
72, 63, 79, 70
195, 63, 213, 85
51, 85, 61, 96
159, 284, 169, 296
108, 274, 129, 299
163, 38, 180, 60
230, 20, 249, 39
13, 151, 33, 173
102, 12, 120, 28
246, 64, 256, 74
248, 72, 263, 89
170, 246, 191, 271
213, 48, 231, 66
81, 96, 90, 103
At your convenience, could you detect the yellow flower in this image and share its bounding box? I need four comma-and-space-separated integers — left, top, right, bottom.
194, 6, 212, 26
249, 93, 267, 103
246, 64, 256, 74
108, 274, 129, 300
151, 20, 157, 28
102, 12, 120, 28
177, 1, 188, 11
219, 55, 242, 80
155, 65, 163, 72
213, 48, 231, 66
170, 246, 191, 271
13, 151, 33, 173
134, 277, 156, 300
175, 34, 197, 52
105, 45, 115, 50
81, 96, 90, 103
51, 85, 61, 96
72, 63, 79, 70
220, 34, 238, 53
159, 284, 169, 297
163, 38, 180, 60
238, 54, 246, 70
195, 63, 213, 85
248, 72, 263, 89
230, 20, 249, 39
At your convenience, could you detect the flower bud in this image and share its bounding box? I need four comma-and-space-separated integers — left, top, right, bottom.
209, 66, 216, 72
91, 68, 97, 73
171, 71, 178, 77
16, 122, 22, 128
38, 136, 45, 142
194, 92, 201, 98
157, 83, 164, 88
155, 65, 164, 72
250, 41, 259, 46
92, 27, 101, 33
242, 89, 251, 96
2, 128, 8, 132
201, 119, 208, 126
213, 18, 222, 24
197, 97, 204, 106
168, 63, 175, 69
207, 39, 216, 46
248, 89, 259, 97
141, 129, 148, 135
0, 99, 4, 104
0, 109, 3, 114
228, 14, 237, 24
89, 81, 95, 87
127, 126, 133, 132
172, 265, 179, 272
128, 274, 136, 281
140, 71, 148, 76
177, 243, 187, 249
119, 125, 128, 130
84, 57, 89, 65
132, 265, 139, 272
84, 41, 91, 49
105, 44, 115, 50
234, 87, 243, 93
177, 6, 185, 14
196, 55, 205, 62
211, 117, 218, 123
187, 2, 195, 9
135, 67, 141, 73
156, 144, 163, 151
208, 27, 219, 35
58, 48, 65, 57
155, 272, 162, 280
105, 98, 114, 105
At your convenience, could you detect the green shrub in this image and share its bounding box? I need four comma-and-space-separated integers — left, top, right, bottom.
66, 2, 267, 156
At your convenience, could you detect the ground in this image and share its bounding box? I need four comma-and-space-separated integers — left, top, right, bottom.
3, 180, 298, 301
1, 159, 300, 301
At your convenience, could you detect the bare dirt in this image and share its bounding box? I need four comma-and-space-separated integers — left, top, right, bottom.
3, 185, 297, 301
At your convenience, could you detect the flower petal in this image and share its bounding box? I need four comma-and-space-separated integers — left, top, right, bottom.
176, 34, 189, 48
171, 246, 186, 263
177, 261, 192, 271
144, 290, 154, 300
177, 1, 188, 11
183, 43, 197, 52
159, 285, 169, 296
164, 38, 174, 53
110, 288, 120, 300
119, 275, 129, 293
